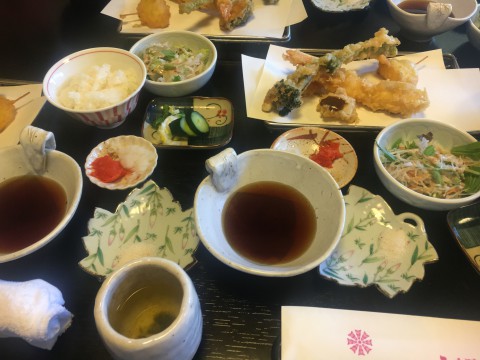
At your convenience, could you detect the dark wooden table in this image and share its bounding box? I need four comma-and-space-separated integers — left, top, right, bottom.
0, 0, 479, 359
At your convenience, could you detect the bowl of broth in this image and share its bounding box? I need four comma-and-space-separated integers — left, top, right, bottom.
194, 148, 346, 277
386, 0, 477, 41
0, 145, 82, 263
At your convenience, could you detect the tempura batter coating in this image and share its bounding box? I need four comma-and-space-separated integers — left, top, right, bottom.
377, 55, 418, 85
262, 28, 401, 115
316, 88, 358, 123
316, 68, 429, 117
176, 0, 253, 30
0, 96, 16, 133
137, 0, 170, 28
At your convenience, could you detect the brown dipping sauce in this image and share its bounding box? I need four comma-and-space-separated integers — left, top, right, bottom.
397, 0, 454, 16
222, 181, 317, 265
0, 175, 67, 253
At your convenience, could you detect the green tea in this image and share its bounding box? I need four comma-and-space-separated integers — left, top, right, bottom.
109, 283, 182, 339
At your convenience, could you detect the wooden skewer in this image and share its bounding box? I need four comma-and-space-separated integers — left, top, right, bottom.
12, 91, 30, 104
120, 12, 138, 19
415, 55, 428, 66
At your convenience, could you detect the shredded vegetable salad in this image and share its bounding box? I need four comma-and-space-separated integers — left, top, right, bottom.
378, 132, 480, 199
141, 42, 210, 82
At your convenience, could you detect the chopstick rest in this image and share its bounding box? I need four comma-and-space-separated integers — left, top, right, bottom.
205, 147, 238, 192
19, 125, 56, 175
0, 279, 73, 350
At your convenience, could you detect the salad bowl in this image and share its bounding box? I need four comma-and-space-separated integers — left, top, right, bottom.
374, 118, 480, 211
129, 31, 217, 97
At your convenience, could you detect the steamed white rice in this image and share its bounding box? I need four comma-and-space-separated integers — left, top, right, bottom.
57, 64, 141, 110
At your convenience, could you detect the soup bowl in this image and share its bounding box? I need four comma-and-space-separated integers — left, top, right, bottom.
0, 144, 82, 263
194, 148, 346, 277
386, 0, 477, 41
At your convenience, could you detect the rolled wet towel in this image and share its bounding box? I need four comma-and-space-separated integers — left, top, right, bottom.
0, 279, 73, 350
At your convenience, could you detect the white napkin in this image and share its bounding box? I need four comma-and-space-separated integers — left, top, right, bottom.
0, 279, 73, 350
282, 306, 480, 359
19, 125, 56, 174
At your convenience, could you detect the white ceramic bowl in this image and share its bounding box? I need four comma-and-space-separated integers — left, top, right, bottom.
386, 0, 477, 41
0, 145, 82, 262
373, 118, 480, 211
43, 47, 146, 129
194, 148, 346, 277
467, 4, 480, 51
94, 257, 202, 360
130, 31, 217, 97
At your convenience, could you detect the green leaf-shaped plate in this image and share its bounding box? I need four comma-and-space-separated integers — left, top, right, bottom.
319, 185, 439, 298
79, 180, 199, 279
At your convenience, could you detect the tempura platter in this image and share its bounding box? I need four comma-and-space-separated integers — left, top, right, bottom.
243, 47, 480, 133
102, 0, 306, 42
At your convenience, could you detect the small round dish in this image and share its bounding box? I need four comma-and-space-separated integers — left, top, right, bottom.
80, 180, 199, 279
310, 0, 371, 12
271, 127, 357, 188
85, 135, 157, 190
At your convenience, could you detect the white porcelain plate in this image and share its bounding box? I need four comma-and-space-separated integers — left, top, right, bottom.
85, 135, 157, 190
319, 185, 439, 298
79, 180, 199, 278
271, 127, 358, 188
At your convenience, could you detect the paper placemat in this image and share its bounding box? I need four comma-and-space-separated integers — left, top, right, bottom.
102, 0, 307, 38
0, 84, 46, 148
282, 306, 480, 359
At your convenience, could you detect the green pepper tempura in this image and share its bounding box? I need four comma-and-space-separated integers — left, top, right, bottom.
141, 42, 210, 82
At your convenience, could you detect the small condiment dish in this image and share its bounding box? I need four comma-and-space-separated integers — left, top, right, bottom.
373, 118, 480, 211
386, 0, 477, 41
129, 31, 217, 97
271, 127, 358, 188
194, 148, 345, 277
85, 135, 157, 190
94, 257, 202, 360
43, 47, 146, 129
0, 132, 82, 263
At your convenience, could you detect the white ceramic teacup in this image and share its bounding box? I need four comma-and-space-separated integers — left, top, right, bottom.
386, 0, 477, 41
94, 257, 203, 360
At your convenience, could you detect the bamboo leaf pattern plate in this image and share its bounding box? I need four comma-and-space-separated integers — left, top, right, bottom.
79, 180, 199, 278
319, 185, 439, 298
